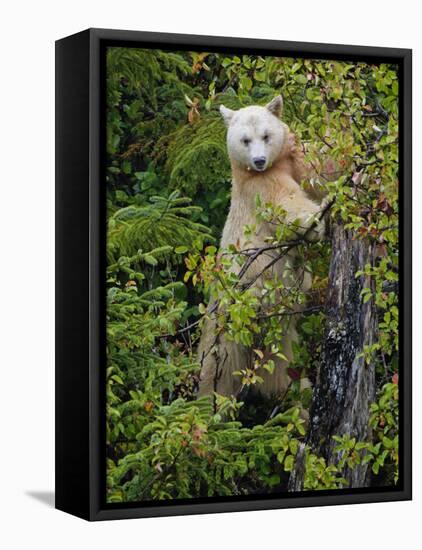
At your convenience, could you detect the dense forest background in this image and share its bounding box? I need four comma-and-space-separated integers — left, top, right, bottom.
105, 47, 399, 502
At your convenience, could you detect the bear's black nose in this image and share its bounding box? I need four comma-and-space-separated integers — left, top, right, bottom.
253, 157, 266, 170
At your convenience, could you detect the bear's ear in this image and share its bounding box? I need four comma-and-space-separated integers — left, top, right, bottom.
219, 105, 235, 127
265, 95, 283, 118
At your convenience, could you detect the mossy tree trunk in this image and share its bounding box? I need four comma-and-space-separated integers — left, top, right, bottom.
289, 223, 377, 490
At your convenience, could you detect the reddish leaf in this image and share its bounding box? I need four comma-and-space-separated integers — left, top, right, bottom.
287, 368, 300, 381
325, 158, 336, 174
144, 401, 154, 413
352, 171, 363, 184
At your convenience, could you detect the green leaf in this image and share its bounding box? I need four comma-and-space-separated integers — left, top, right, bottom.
284, 455, 294, 472
144, 255, 158, 266
175, 246, 189, 254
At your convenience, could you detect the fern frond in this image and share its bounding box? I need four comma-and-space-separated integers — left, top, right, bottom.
107, 193, 214, 261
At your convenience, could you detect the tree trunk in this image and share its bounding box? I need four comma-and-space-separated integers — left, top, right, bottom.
289, 223, 377, 490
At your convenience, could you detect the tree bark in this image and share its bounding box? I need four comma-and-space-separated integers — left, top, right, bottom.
289, 223, 377, 490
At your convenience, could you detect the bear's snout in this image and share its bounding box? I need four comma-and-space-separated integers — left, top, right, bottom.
253, 156, 266, 171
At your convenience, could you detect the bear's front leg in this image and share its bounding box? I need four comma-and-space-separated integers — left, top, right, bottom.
304, 215, 326, 243
197, 314, 249, 398
287, 194, 330, 243
306, 195, 332, 242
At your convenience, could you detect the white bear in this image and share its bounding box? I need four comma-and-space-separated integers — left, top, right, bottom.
197, 96, 325, 400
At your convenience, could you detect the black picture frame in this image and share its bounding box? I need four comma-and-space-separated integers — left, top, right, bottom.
55, 28, 412, 521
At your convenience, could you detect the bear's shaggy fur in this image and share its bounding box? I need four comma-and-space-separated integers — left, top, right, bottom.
197, 96, 324, 399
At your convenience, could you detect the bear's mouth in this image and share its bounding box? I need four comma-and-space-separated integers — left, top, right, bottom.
248, 164, 267, 172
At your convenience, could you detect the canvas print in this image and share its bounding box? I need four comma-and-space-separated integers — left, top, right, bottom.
105, 47, 399, 503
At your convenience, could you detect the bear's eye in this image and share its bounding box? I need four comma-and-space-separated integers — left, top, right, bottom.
242, 138, 251, 146
263, 134, 270, 143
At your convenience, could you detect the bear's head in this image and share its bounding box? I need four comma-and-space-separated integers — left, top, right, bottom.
220, 96, 286, 172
